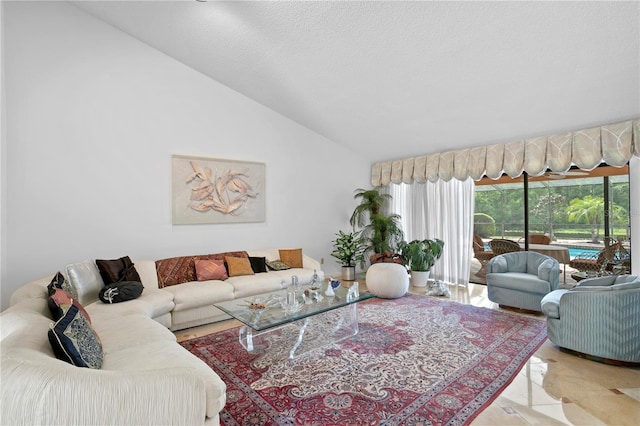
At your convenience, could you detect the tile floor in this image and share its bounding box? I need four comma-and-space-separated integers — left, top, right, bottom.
175, 282, 640, 425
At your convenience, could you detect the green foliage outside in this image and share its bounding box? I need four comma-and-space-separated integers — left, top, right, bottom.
473, 213, 496, 237
475, 178, 630, 243
566, 195, 627, 243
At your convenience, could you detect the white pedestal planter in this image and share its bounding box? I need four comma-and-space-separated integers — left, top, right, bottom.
410, 270, 430, 287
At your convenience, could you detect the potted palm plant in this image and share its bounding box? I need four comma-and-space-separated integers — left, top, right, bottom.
330, 230, 366, 280
350, 187, 404, 263
398, 238, 444, 287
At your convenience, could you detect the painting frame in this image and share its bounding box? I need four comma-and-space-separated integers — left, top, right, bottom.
172, 155, 265, 225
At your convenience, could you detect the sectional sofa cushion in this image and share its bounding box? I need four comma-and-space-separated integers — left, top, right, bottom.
156, 251, 248, 287
96, 256, 141, 284
48, 304, 103, 369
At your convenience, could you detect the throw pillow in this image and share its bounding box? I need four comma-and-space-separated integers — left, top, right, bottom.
249, 256, 268, 273
266, 260, 291, 271
279, 248, 303, 268
225, 256, 255, 277
47, 271, 76, 298
65, 260, 104, 305
96, 256, 141, 284
99, 281, 144, 303
48, 304, 103, 369
47, 287, 92, 323
195, 259, 229, 281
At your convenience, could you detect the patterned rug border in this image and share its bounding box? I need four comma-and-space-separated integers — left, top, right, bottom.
182, 293, 548, 425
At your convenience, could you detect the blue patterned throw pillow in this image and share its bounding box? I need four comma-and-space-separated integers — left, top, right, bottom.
48, 304, 103, 369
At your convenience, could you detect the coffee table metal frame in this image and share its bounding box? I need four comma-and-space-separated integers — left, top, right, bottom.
214, 285, 374, 359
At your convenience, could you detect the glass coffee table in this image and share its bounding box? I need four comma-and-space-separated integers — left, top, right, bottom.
214, 283, 375, 359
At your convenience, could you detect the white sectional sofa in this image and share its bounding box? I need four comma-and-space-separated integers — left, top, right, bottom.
1, 248, 324, 425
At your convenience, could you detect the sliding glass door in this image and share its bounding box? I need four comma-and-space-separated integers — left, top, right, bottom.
472, 165, 631, 281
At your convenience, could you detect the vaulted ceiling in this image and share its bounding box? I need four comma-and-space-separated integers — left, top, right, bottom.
72, 1, 640, 163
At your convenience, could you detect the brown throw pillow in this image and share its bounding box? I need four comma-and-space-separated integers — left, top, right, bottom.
96, 256, 141, 284
225, 256, 255, 277
195, 259, 229, 281
279, 248, 303, 268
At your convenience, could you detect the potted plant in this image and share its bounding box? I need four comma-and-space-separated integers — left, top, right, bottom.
330, 230, 366, 280
350, 187, 404, 263
398, 238, 444, 287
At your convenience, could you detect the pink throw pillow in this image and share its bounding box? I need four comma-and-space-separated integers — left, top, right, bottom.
195, 259, 228, 281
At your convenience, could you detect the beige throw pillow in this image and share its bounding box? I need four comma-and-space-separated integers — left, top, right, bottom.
279, 248, 303, 268
225, 256, 255, 277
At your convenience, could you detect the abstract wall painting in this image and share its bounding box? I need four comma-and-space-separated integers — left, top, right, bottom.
172, 155, 265, 224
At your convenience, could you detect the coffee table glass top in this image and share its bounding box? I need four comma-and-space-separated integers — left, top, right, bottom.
214, 284, 375, 332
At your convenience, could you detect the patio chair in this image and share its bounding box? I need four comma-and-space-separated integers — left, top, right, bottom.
529, 234, 551, 245
569, 242, 621, 276
489, 239, 522, 255
473, 234, 495, 277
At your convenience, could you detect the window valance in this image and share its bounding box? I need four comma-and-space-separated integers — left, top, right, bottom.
371, 119, 640, 186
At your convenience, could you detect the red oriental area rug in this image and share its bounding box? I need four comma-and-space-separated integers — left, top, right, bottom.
181, 294, 547, 425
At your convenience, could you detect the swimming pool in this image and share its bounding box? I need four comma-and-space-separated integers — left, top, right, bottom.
484, 245, 600, 260
568, 248, 599, 259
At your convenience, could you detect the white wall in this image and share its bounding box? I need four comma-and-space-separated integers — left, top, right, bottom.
630, 157, 640, 274
1, 1, 370, 309
1, 1, 6, 308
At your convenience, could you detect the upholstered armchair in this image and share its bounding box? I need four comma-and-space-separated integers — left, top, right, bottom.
486, 251, 560, 311
540, 275, 640, 364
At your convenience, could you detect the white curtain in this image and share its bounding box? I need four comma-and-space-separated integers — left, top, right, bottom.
386, 178, 475, 285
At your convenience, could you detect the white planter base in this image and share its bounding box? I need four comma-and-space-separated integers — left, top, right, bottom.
410, 270, 430, 287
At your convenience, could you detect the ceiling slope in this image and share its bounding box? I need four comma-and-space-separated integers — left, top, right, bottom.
72, 0, 640, 162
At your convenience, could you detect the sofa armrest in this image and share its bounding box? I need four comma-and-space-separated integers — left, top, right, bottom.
9, 276, 51, 305
577, 275, 618, 287
302, 254, 322, 271
1, 360, 212, 425
540, 289, 569, 319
